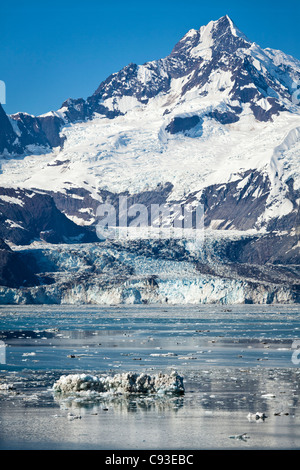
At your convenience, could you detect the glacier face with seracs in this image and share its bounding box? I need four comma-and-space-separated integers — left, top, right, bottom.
0, 233, 298, 305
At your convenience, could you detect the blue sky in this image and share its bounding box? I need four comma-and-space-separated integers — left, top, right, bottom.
2, 0, 299, 116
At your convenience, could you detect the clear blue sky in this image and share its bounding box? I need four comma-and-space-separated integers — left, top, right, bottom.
2, 0, 299, 116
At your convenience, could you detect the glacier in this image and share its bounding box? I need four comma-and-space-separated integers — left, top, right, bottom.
0, 233, 298, 305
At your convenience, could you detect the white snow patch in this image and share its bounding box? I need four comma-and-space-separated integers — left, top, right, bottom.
5, 219, 24, 229
190, 20, 214, 60
0, 195, 24, 206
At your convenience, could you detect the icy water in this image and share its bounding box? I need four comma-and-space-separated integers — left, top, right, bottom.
0, 304, 300, 450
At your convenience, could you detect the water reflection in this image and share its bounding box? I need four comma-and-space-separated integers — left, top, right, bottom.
1, 366, 300, 449
53, 392, 185, 414
0, 304, 300, 449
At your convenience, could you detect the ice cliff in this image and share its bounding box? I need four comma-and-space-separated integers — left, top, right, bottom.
0, 234, 298, 305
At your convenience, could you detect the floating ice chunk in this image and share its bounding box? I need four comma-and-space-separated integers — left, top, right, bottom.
23, 393, 39, 402
150, 353, 178, 357
67, 412, 81, 421
52, 371, 184, 396
247, 412, 267, 421
229, 433, 250, 441
0, 383, 15, 391
178, 356, 197, 360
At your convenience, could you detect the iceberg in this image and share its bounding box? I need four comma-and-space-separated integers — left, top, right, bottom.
52, 371, 185, 396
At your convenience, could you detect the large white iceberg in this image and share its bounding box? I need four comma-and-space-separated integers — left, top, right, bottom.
52, 371, 184, 396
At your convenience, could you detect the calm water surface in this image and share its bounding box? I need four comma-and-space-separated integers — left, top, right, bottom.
0, 304, 299, 449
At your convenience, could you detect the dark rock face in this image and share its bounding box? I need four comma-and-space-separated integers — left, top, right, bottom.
10, 112, 50, 149
200, 170, 299, 234
198, 170, 271, 230
46, 168, 298, 239
60, 98, 89, 122
0, 109, 66, 155
0, 104, 21, 154
0, 238, 39, 287
37, 114, 65, 147
0, 187, 98, 245
207, 110, 240, 125
250, 98, 285, 122
230, 233, 300, 265
49, 186, 103, 227
49, 183, 175, 229
166, 116, 202, 134
210, 16, 250, 53
93, 62, 171, 104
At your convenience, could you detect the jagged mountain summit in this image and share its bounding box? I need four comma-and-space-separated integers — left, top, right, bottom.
1, 15, 300, 154
0, 16, 299, 304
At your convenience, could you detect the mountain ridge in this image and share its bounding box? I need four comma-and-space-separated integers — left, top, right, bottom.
1, 15, 300, 156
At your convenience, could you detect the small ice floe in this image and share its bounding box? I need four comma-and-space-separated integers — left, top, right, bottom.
229, 433, 250, 441
150, 353, 178, 357
0, 383, 15, 391
178, 356, 197, 360
247, 412, 267, 421
67, 412, 81, 421
53, 371, 184, 396
23, 393, 39, 402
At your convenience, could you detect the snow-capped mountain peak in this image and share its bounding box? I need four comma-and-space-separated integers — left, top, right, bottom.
173, 15, 250, 61
2, 15, 300, 160
68, 14, 299, 127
